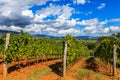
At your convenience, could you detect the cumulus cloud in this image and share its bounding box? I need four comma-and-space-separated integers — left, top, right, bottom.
24, 24, 47, 34
58, 28, 80, 36
45, 27, 57, 32
103, 27, 109, 33
36, 4, 63, 18
36, 4, 74, 21
82, 26, 102, 36
22, 10, 34, 18
97, 3, 106, 10
109, 26, 120, 32
103, 26, 120, 35
79, 18, 120, 36
78, 18, 107, 26
0, 0, 48, 27
0, 0, 119, 37
0, 0, 48, 16
0, 15, 32, 28
77, 18, 109, 36
0, 25, 23, 32
29, 4, 78, 36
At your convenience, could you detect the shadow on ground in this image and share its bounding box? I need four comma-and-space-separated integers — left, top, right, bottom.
85, 57, 98, 72
8, 58, 59, 73
49, 62, 63, 76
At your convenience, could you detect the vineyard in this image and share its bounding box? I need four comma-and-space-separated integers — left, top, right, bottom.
0, 32, 120, 80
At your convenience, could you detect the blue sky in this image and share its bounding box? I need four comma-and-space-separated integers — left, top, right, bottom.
0, 0, 120, 36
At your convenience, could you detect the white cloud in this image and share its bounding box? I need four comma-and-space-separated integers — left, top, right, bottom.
33, 14, 46, 22
67, 19, 77, 27
24, 24, 46, 34
36, 4, 74, 21
54, 19, 77, 28
73, 0, 86, 5
45, 27, 57, 32
81, 24, 120, 36
77, 18, 110, 36
57, 5, 74, 20
9, 25, 23, 31
36, 4, 75, 28
0, 25, 23, 32
103, 26, 120, 34
58, 28, 80, 36
78, 18, 107, 26
97, 3, 106, 10
103, 27, 109, 33
22, 10, 33, 18
0, 0, 48, 17
78, 18, 98, 26
82, 26, 98, 35
0, 25, 8, 30
0, 0, 49, 29
22, 4, 77, 36
36, 4, 63, 17
109, 26, 120, 32
0, 0, 119, 37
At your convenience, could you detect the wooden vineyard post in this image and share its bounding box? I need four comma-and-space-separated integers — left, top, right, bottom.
36, 55, 39, 64
3, 33, 10, 78
63, 41, 67, 77
113, 43, 117, 76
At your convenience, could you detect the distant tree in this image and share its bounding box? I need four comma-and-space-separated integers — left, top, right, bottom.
116, 32, 120, 38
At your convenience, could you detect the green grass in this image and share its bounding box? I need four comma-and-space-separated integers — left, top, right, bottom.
95, 74, 104, 80
81, 56, 92, 61
75, 68, 91, 80
94, 57, 101, 62
3, 78, 20, 80
26, 68, 52, 80
78, 69, 91, 77
75, 68, 106, 80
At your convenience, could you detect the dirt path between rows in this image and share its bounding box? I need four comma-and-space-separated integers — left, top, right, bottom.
0, 58, 119, 80
0, 59, 62, 80
40, 59, 115, 80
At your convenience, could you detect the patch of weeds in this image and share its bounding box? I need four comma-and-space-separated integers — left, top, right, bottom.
75, 68, 91, 80
3, 78, 20, 80
95, 74, 104, 80
26, 68, 52, 80
94, 57, 100, 62
81, 56, 92, 61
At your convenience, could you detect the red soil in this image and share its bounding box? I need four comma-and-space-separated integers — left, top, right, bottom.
0, 59, 62, 80
0, 58, 119, 80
